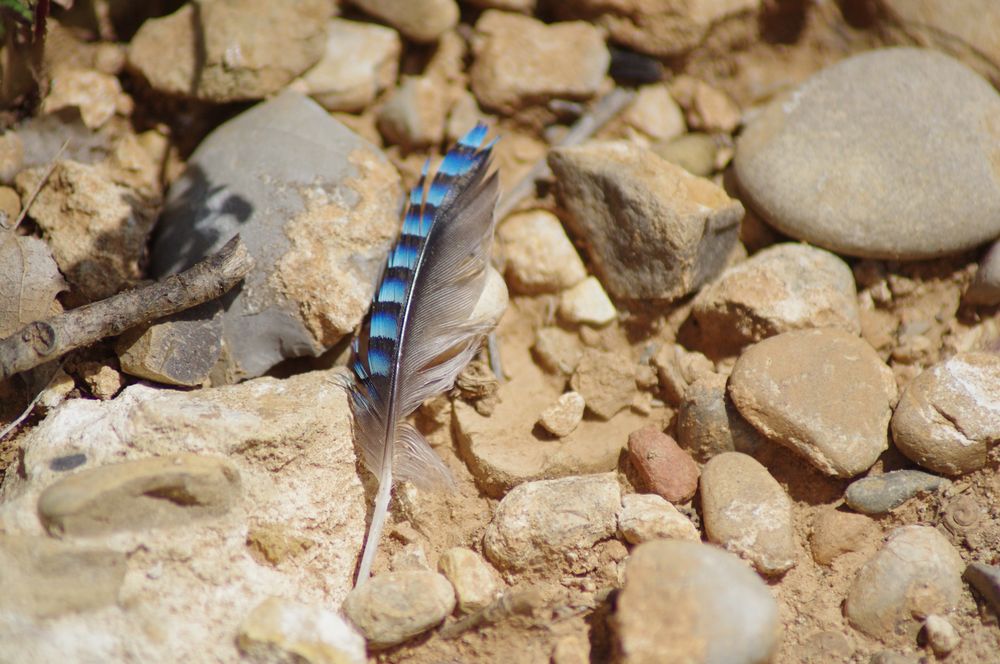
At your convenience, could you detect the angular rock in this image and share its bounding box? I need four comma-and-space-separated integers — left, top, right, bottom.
116, 311, 223, 387
809, 508, 879, 565
891, 352, 1000, 475
734, 48, 1000, 260
147, 92, 401, 383
538, 391, 586, 438
615, 539, 780, 664
438, 547, 499, 613
966, 239, 1000, 306
622, 84, 686, 142
0, 231, 67, 337
729, 329, 897, 477
964, 562, 1000, 618
377, 75, 450, 150
627, 426, 700, 504
845, 526, 964, 642
691, 243, 861, 355
127, 0, 330, 102
570, 348, 636, 420
0, 130, 23, 184
532, 326, 583, 375
77, 362, 125, 400
470, 11, 609, 114
498, 210, 587, 294
653, 132, 717, 178
670, 76, 742, 133
653, 344, 715, 406
558, 276, 617, 326
291, 18, 401, 113
351, 0, 458, 43
700, 452, 796, 575
41, 67, 128, 129
483, 474, 620, 571
342, 571, 455, 649
617, 493, 700, 545
549, 141, 743, 301
676, 372, 768, 462
845, 470, 950, 515
237, 597, 366, 664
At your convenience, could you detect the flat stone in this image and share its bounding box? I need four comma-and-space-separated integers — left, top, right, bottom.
891, 352, 1000, 475
127, 0, 331, 102
438, 547, 498, 613
570, 348, 636, 420
966, 239, 1000, 305
615, 539, 780, 664
498, 210, 587, 294
538, 391, 586, 438
627, 426, 700, 504
691, 243, 860, 355
483, 474, 620, 571
471, 11, 609, 114
729, 329, 897, 477
351, 0, 458, 43
532, 326, 583, 376
37, 453, 241, 537
116, 310, 223, 387
549, 141, 743, 301
558, 276, 617, 326
734, 48, 1000, 260
845, 470, 950, 515
237, 597, 366, 664
617, 493, 700, 545
676, 372, 768, 462
809, 508, 880, 565
700, 452, 796, 575
670, 75, 742, 133
342, 571, 455, 649
845, 526, 964, 642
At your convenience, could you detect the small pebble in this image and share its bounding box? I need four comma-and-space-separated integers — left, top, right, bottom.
42, 68, 128, 129
653, 344, 715, 406
670, 76, 742, 133
652, 132, 717, 177
923, 614, 960, 655
627, 426, 700, 504
438, 547, 498, 614
376, 75, 449, 149
0, 185, 19, 223
700, 452, 797, 575
537, 392, 585, 438
622, 84, 686, 142
351, 0, 458, 43
809, 508, 879, 565
499, 210, 587, 294
0, 131, 23, 184
677, 372, 767, 462
617, 493, 700, 545
964, 563, 1000, 618
570, 348, 635, 420
532, 326, 583, 375
78, 362, 126, 400
342, 571, 456, 649
845, 470, 950, 515
966, 238, 1000, 305
558, 276, 617, 326
237, 597, 366, 664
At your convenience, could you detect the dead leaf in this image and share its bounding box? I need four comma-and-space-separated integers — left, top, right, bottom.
0, 230, 67, 338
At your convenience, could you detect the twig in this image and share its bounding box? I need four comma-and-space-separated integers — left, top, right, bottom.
12, 138, 69, 230
0, 235, 254, 382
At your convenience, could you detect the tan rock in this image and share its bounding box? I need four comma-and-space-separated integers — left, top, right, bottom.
78, 362, 125, 400
623, 84, 686, 142
438, 547, 499, 613
342, 571, 456, 649
618, 493, 700, 544
41, 68, 128, 129
809, 508, 879, 565
532, 326, 583, 376
570, 348, 636, 420
559, 277, 617, 327
670, 75, 742, 133
237, 597, 366, 664
538, 391, 586, 438
499, 210, 586, 294
377, 75, 451, 150
351, 0, 459, 43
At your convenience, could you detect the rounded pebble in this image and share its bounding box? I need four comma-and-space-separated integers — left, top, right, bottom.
891, 352, 1000, 475
342, 571, 456, 649
966, 239, 1000, 305
615, 540, 780, 664
677, 372, 768, 462
700, 452, 797, 575
809, 508, 879, 565
728, 329, 897, 478
558, 276, 617, 326
923, 614, 960, 655
499, 210, 587, 294
844, 470, 950, 515
538, 391, 586, 438
617, 493, 700, 545
627, 426, 700, 504
734, 48, 1000, 259
438, 547, 498, 614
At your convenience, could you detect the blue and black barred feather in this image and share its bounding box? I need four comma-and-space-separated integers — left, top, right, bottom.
348, 124, 500, 583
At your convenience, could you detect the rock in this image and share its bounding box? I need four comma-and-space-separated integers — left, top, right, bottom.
470, 11, 609, 114
548, 141, 743, 301
617, 493, 700, 545
653, 133, 717, 177
0, 185, 19, 221
237, 597, 366, 664
923, 614, 960, 656
570, 348, 635, 420
41, 68, 129, 129
653, 344, 715, 406
891, 353, 1000, 475
734, 48, 1000, 260
966, 239, 1000, 305
471, 265, 510, 330
809, 508, 879, 565
77, 362, 125, 400
700, 452, 796, 575
127, 0, 331, 102
0, 534, 125, 618
483, 474, 620, 571
342, 571, 455, 649
376, 75, 450, 150
845, 526, 964, 642
670, 76, 742, 133
15, 159, 155, 301
615, 540, 780, 664
145, 92, 401, 384
438, 547, 499, 613
676, 372, 767, 462
538, 391, 586, 438
0, 130, 23, 183
0, 231, 67, 338
691, 243, 860, 355
117, 312, 224, 387
845, 470, 950, 515
350, 0, 458, 43
291, 18, 401, 113
622, 84, 686, 142
963, 562, 1000, 618
728, 329, 897, 477
627, 426, 700, 504
498, 210, 587, 294
558, 277, 617, 327
532, 326, 583, 375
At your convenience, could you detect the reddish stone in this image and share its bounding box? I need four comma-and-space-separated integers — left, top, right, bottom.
628, 426, 700, 503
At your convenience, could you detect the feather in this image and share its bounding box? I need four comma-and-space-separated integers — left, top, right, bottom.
348, 124, 501, 584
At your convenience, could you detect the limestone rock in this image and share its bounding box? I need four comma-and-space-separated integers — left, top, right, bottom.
558, 276, 617, 326
670, 76, 742, 133
237, 597, 366, 664
549, 141, 743, 301
617, 493, 700, 545
438, 547, 499, 613
622, 84, 686, 142
653, 344, 715, 406
377, 75, 451, 150
532, 326, 583, 376
41, 68, 129, 129
809, 508, 879, 565
570, 348, 636, 420
653, 132, 717, 177
498, 210, 587, 294
350, 0, 458, 43
342, 571, 455, 649
538, 391, 586, 438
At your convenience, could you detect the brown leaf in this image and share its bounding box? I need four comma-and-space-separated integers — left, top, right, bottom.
0, 230, 67, 338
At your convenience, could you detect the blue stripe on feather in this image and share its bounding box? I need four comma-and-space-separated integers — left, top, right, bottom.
377, 275, 407, 305
370, 310, 398, 341
388, 242, 419, 270
366, 346, 391, 376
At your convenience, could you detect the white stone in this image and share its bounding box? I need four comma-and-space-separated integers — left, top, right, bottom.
617, 493, 700, 544
498, 210, 587, 294
538, 392, 586, 438
623, 84, 686, 142
559, 277, 617, 326
237, 597, 366, 664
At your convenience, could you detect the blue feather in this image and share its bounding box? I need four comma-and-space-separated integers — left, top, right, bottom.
348, 124, 501, 583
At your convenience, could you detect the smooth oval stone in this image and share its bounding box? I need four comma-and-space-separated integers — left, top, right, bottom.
342, 571, 456, 649
845, 470, 950, 515
735, 48, 1000, 260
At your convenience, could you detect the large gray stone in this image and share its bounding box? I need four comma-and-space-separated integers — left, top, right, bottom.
734, 48, 1000, 260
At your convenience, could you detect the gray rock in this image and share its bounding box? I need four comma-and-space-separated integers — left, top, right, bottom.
615, 539, 780, 664
676, 372, 768, 462
734, 48, 1000, 260
729, 329, 897, 477
691, 243, 860, 355
342, 571, 455, 649
966, 239, 1000, 305
891, 352, 1000, 475
483, 474, 620, 571
145, 91, 401, 384
845, 526, 964, 642
351, 0, 458, 43
700, 452, 796, 575
963, 562, 1000, 618
549, 141, 743, 301
116, 310, 223, 387
237, 597, 366, 664
845, 470, 950, 515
